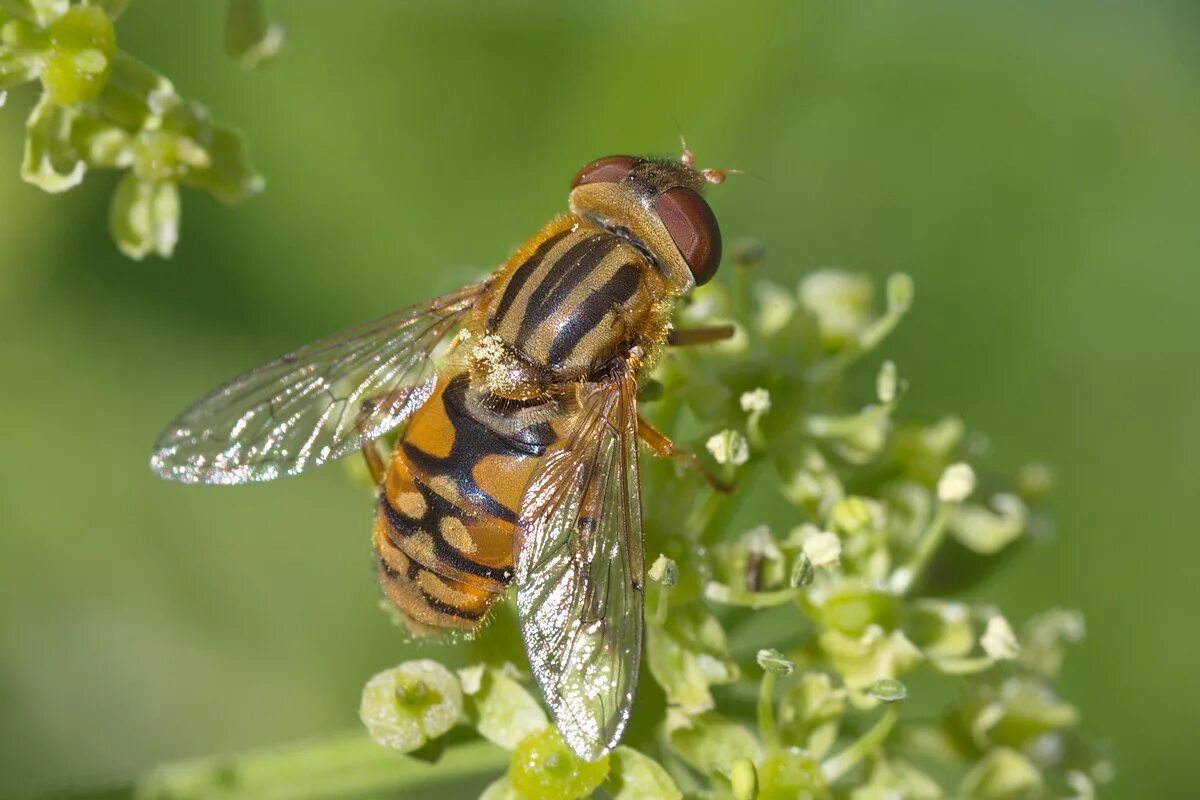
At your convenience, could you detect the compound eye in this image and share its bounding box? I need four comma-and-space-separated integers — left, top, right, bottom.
571, 155, 640, 188
654, 186, 722, 285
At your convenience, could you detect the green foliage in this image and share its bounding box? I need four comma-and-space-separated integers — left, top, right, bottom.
0, 0, 264, 257
125, 253, 1108, 798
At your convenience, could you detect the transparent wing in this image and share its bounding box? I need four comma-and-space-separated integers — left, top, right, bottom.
150, 283, 484, 484
514, 370, 644, 761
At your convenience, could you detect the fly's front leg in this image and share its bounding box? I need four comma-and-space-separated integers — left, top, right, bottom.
638, 416, 734, 494
667, 324, 736, 347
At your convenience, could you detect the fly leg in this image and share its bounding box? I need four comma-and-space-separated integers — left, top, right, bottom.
355, 388, 422, 486
356, 399, 387, 485
667, 324, 736, 347
638, 416, 734, 494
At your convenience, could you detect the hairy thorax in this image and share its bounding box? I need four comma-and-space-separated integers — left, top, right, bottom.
467, 214, 671, 402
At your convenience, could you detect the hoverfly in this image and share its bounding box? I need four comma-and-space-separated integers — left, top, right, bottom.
150, 147, 735, 760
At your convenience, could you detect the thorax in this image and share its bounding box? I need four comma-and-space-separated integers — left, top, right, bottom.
468, 215, 670, 398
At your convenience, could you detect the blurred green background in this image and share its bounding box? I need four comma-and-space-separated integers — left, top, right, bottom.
1, 1, 1196, 796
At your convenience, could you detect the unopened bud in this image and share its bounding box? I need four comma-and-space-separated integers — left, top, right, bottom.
706, 429, 749, 466
790, 554, 815, 588
877, 360, 897, 403
981, 614, 1019, 661
886, 272, 914, 313
937, 462, 976, 504
756, 648, 795, 676
648, 554, 678, 587
869, 678, 907, 702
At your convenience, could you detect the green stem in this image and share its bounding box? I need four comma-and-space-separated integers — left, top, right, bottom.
804, 401, 894, 439
706, 582, 801, 609
653, 582, 672, 626
821, 703, 902, 783
136, 732, 510, 799
805, 303, 908, 385
758, 669, 781, 752
894, 502, 953, 594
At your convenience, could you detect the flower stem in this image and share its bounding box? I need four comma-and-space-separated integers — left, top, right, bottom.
136, 732, 510, 799
893, 502, 953, 594
653, 582, 672, 626
758, 669, 781, 752
821, 702, 902, 783
705, 582, 801, 609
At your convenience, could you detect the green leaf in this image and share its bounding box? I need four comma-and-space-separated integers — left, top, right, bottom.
663, 709, 761, 777
358, 659, 463, 754
605, 747, 682, 800
108, 173, 179, 259
646, 603, 739, 713
460, 665, 548, 751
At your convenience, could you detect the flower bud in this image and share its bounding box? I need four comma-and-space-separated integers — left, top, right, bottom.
876, 360, 897, 404
649, 554, 679, 588
869, 678, 908, 702
706, 429, 749, 466
937, 463, 975, 504
757, 648, 795, 677
802, 531, 842, 568
981, 615, 1019, 661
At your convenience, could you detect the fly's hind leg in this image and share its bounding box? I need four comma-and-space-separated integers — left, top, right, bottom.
356, 380, 439, 484
356, 403, 387, 485
667, 324, 736, 347
355, 390, 416, 486
638, 416, 734, 494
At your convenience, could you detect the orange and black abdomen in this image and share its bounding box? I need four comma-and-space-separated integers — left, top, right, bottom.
373, 373, 556, 635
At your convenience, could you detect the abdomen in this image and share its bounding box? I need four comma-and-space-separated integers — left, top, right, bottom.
373, 371, 557, 635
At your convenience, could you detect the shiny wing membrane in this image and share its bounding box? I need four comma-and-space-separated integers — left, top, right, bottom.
515, 370, 645, 761
150, 283, 484, 484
